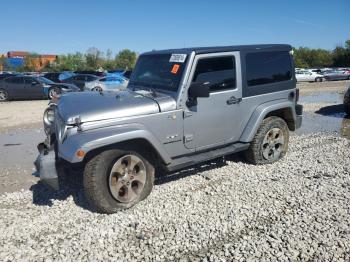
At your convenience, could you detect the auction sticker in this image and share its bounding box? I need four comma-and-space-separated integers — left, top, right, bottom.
169, 54, 187, 63
171, 64, 180, 74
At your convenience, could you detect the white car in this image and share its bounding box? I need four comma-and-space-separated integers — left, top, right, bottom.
84, 76, 128, 92
295, 70, 324, 82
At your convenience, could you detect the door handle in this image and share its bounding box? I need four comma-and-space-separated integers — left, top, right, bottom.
226, 96, 242, 105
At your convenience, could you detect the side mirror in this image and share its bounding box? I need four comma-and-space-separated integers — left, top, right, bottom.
188, 82, 210, 99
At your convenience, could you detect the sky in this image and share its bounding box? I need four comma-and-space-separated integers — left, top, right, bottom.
0, 0, 349, 55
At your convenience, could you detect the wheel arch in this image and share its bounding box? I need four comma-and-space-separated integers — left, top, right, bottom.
58, 125, 172, 166
240, 100, 297, 142
83, 138, 165, 167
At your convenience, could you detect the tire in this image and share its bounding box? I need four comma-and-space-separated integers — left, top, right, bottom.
48, 87, 60, 99
345, 106, 350, 116
84, 149, 155, 213
0, 89, 9, 102
244, 116, 289, 165
92, 87, 102, 92
315, 77, 322, 82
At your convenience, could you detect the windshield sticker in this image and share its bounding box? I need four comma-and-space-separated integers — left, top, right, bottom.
171, 64, 180, 74
169, 54, 187, 63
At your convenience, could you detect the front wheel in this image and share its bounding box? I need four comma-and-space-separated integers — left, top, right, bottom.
84, 149, 155, 213
48, 87, 60, 99
315, 77, 323, 82
244, 116, 289, 165
0, 89, 9, 101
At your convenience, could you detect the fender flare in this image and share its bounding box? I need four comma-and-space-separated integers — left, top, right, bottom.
58, 123, 172, 164
239, 100, 296, 142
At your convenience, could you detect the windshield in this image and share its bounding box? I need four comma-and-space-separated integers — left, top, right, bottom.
129, 54, 187, 92
38, 77, 55, 84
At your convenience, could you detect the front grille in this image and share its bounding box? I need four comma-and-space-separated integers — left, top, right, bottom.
55, 111, 66, 143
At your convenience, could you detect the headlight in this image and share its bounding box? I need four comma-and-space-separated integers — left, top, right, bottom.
43, 106, 56, 134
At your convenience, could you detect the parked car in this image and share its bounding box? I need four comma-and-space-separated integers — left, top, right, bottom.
0, 75, 79, 101
84, 76, 128, 91
43, 72, 75, 83
62, 74, 99, 90
322, 70, 350, 81
36, 44, 302, 213
295, 70, 324, 82
344, 86, 350, 115
74, 70, 106, 77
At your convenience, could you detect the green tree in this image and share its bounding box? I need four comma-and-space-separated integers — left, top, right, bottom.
293, 47, 332, 68
114, 49, 137, 69
85, 47, 103, 70
56, 52, 85, 71
332, 40, 350, 67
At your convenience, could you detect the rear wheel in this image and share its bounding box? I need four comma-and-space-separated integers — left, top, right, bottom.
315, 77, 323, 82
84, 149, 155, 213
0, 89, 9, 101
244, 116, 289, 165
92, 86, 102, 92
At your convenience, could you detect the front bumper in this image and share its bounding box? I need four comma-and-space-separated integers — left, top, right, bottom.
34, 143, 59, 190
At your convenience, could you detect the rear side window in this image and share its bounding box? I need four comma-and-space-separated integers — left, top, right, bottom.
246, 51, 292, 86
193, 56, 236, 92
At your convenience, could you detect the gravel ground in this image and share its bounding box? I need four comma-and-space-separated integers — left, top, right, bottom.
0, 81, 349, 261
0, 133, 349, 261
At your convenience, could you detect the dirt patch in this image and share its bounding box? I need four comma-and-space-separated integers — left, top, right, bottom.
298, 80, 349, 95
0, 100, 48, 133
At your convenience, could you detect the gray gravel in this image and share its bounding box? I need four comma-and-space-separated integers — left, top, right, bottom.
0, 133, 349, 261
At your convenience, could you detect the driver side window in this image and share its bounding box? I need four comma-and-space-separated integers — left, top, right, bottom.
192, 56, 236, 92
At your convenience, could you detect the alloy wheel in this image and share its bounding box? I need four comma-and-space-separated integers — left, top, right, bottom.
0, 90, 8, 101
49, 88, 58, 99
261, 128, 285, 161
108, 155, 146, 203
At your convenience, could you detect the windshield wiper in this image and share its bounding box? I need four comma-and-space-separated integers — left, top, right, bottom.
130, 82, 157, 97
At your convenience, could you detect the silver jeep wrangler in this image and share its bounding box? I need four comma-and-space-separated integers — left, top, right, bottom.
36, 44, 302, 213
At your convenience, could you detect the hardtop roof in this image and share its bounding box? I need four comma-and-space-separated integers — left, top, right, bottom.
142, 44, 292, 56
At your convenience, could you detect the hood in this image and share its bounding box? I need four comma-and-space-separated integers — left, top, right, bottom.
57, 90, 175, 124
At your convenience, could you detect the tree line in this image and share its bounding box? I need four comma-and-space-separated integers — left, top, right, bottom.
1, 40, 350, 72
2, 48, 138, 72
293, 40, 350, 68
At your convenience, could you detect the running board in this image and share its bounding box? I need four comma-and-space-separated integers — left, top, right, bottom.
166, 142, 250, 172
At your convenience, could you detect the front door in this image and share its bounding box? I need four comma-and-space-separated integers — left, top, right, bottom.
183, 52, 243, 150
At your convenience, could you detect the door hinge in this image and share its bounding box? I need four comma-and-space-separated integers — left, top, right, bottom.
183, 111, 193, 118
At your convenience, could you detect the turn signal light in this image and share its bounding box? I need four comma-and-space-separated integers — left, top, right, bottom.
76, 150, 86, 158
